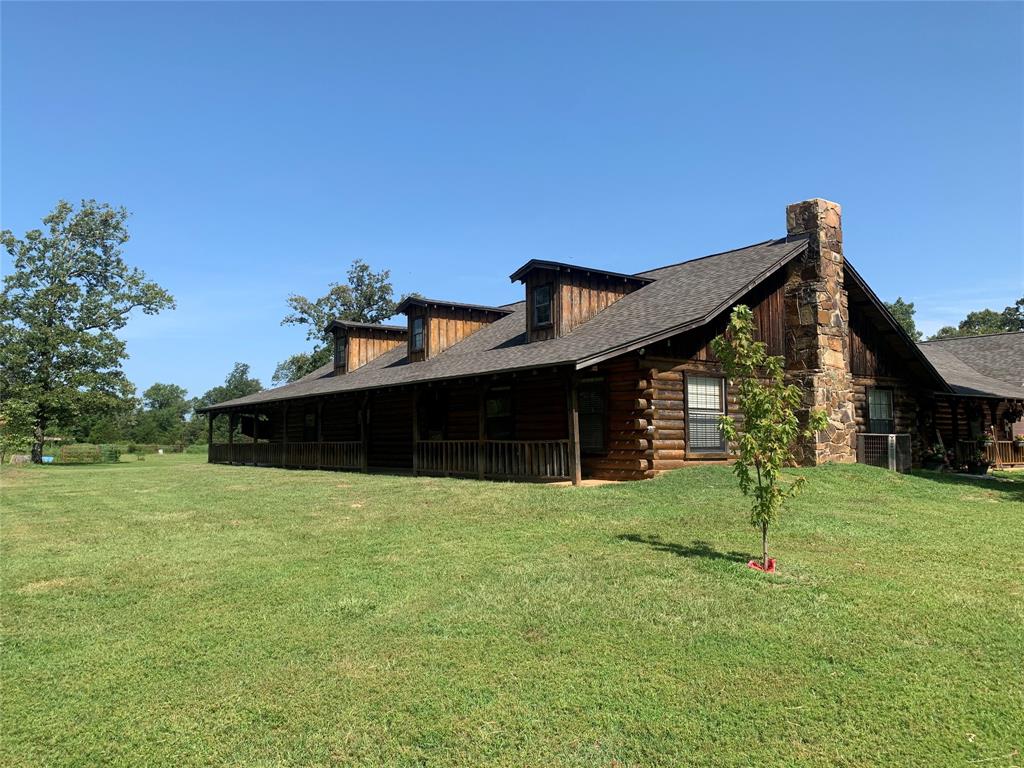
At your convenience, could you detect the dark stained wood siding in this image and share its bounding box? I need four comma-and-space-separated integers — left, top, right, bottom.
367, 390, 413, 469
849, 301, 898, 377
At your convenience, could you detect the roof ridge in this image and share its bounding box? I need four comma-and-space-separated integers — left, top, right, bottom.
635, 235, 802, 277
918, 330, 1024, 344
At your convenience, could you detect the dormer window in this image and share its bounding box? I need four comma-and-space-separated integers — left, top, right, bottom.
411, 317, 425, 353
533, 284, 552, 327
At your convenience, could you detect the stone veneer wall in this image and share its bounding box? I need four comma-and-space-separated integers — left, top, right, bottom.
784, 198, 857, 465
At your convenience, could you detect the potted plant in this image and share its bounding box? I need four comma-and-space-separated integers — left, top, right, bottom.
1014, 435, 1024, 449
963, 446, 991, 476
921, 444, 946, 471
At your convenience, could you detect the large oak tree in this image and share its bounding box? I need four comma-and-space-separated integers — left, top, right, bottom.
1, 200, 174, 461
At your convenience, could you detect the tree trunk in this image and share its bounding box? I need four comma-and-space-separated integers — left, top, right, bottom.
31, 419, 45, 464
761, 521, 769, 569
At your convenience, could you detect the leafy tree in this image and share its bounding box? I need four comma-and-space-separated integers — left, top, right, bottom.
133, 382, 191, 444
884, 297, 922, 341
1, 200, 174, 462
193, 363, 262, 442
274, 260, 398, 384
931, 296, 1023, 339
0, 398, 36, 464
711, 305, 828, 569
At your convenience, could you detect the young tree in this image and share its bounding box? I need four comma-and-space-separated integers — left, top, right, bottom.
1, 200, 175, 462
274, 260, 398, 384
711, 305, 828, 569
884, 297, 922, 341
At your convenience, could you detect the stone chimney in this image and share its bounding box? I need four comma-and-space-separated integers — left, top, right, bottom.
784, 198, 856, 465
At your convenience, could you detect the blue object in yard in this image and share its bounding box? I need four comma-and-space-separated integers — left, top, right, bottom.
41, 456, 54, 464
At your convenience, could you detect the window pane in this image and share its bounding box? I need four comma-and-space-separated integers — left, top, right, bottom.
868, 388, 894, 433
686, 375, 725, 452
411, 317, 424, 351
687, 376, 723, 410
534, 285, 552, 326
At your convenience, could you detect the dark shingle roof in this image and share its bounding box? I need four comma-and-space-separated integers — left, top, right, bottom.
199, 236, 810, 411
917, 333, 1024, 399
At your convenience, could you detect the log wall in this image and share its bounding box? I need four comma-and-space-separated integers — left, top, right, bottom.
580, 354, 654, 480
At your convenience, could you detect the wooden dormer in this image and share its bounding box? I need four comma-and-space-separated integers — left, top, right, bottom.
395, 297, 513, 362
509, 260, 653, 343
325, 320, 407, 375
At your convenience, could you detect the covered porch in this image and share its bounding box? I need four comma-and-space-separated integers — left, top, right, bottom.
205, 368, 584, 484
937, 395, 1024, 469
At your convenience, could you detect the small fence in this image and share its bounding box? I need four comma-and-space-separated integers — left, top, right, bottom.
857, 433, 912, 473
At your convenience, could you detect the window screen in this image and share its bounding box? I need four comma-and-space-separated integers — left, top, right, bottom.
533, 284, 552, 326
868, 388, 894, 434
578, 379, 606, 453
411, 317, 425, 352
687, 375, 726, 452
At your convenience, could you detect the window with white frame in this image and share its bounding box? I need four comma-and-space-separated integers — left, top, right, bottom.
687, 375, 726, 452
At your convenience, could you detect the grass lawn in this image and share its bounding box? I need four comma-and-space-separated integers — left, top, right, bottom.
2, 454, 1022, 767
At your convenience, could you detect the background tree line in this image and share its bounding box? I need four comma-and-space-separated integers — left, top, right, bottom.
1, 200, 401, 460
885, 296, 1023, 342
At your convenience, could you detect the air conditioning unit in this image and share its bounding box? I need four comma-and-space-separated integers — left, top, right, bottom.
857, 433, 912, 473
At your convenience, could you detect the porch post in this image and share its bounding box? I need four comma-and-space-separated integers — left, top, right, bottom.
412, 388, 420, 477
478, 382, 486, 480
282, 403, 288, 467
566, 373, 581, 486
228, 412, 236, 464
988, 399, 1000, 468
360, 393, 370, 473
207, 411, 214, 456
316, 399, 324, 470
950, 398, 961, 462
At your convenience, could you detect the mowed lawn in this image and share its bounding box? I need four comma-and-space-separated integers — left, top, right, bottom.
2, 455, 1022, 767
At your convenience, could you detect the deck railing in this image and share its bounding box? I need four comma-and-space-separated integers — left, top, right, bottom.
956, 439, 1024, 466
209, 442, 362, 470
210, 439, 572, 479
414, 439, 572, 480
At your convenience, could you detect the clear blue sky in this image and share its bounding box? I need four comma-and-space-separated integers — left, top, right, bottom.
3, 2, 1022, 398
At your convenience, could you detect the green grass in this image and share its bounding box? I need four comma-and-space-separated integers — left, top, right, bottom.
2, 454, 1022, 767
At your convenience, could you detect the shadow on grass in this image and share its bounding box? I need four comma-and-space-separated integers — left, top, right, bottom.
619, 534, 752, 563
913, 469, 1024, 503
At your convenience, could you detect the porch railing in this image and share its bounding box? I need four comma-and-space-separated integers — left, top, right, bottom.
415, 439, 571, 480
209, 442, 362, 470
211, 439, 572, 479
956, 440, 1024, 466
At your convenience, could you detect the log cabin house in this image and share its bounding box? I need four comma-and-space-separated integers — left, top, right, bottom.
197, 198, 1024, 483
